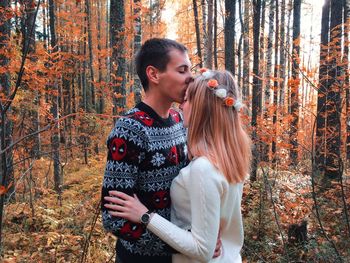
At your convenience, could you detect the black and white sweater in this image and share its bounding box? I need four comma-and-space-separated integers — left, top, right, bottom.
101, 102, 187, 261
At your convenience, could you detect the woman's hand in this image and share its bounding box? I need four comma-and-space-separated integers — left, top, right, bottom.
104, 191, 148, 223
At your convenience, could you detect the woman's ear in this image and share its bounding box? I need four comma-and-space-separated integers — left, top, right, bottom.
146, 65, 159, 85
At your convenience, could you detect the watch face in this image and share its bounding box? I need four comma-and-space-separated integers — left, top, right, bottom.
141, 213, 150, 224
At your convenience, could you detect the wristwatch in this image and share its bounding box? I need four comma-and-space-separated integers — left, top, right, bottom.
140, 210, 152, 226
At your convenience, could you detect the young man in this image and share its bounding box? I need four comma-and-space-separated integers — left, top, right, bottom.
101, 38, 192, 263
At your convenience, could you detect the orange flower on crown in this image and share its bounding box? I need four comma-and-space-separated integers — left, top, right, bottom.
224, 97, 235, 107
199, 68, 207, 73
207, 79, 219, 89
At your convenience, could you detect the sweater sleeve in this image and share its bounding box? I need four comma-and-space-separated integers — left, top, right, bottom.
147, 158, 224, 262
101, 117, 146, 242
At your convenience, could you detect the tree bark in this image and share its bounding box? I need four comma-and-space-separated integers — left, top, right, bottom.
133, 0, 142, 104
290, 0, 301, 165
110, 0, 126, 115
85, 0, 96, 110
206, 0, 213, 69
262, 0, 275, 163
324, 0, 342, 180
242, 0, 250, 101
193, 0, 203, 68
225, 0, 236, 74
97, 0, 104, 114
315, 0, 330, 174
344, 0, 350, 163
272, 0, 279, 164
279, 0, 287, 106
0, 0, 12, 250
251, 0, 262, 182
201, 0, 208, 67
213, 0, 218, 69
48, 0, 61, 193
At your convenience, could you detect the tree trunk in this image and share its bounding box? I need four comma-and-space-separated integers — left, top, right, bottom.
279, 0, 286, 106
251, 0, 262, 182
265, 0, 275, 106
225, 0, 236, 74
272, 0, 279, 164
237, 0, 243, 85
344, 0, 350, 163
20, 0, 39, 161
97, 0, 104, 114
324, 0, 342, 180
242, 0, 250, 101
85, 0, 96, 110
315, 0, 330, 174
201, 0, 208, 66
262, 0, 275, 163
48, 0, 61, 193
110, 0, 126, 115
133, 0, 142, 104
206, 0, 213, 69
290, 0, 301, 165
213, 0, 218, 69
0, 0, 12, 250
259, 0, 266, 93
193, 0, 203, 68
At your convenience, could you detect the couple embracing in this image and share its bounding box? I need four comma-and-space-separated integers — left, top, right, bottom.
101, 38, 251, 263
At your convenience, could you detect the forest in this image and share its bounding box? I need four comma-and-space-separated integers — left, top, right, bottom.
0, 0, 349, 262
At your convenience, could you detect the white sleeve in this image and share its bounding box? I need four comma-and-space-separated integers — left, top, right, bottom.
147, 159, 223, 262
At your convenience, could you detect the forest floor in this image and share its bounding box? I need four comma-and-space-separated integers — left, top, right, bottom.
2, 154, 349, 262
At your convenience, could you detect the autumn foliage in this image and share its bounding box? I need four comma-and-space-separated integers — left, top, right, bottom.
0, 0, 349, 262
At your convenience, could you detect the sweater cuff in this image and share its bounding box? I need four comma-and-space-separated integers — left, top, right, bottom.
147, 213, 171, 237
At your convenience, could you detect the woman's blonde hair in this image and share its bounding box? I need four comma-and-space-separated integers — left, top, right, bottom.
187, 70, 251, 183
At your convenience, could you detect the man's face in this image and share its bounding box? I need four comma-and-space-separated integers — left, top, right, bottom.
157, 49, 192, 104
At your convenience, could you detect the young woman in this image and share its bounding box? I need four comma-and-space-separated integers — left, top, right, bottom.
104, 69, 251, 263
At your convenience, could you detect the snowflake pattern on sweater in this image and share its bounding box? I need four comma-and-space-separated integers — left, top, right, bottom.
101, 102, 187, 257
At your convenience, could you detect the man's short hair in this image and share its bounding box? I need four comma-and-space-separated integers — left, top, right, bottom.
135, 38, 188, 91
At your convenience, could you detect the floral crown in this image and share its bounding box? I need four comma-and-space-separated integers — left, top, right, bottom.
199, 68, 243, 111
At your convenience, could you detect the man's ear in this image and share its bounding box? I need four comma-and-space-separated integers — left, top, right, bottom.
146, 65, 160, 85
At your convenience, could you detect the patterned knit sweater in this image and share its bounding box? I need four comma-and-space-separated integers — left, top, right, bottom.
101, 102, 187, 261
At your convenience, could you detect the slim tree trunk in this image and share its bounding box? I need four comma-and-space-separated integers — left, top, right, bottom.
242, 0, 250, 101
48, 0, 61, 193
85, 0, 96, 110
133, 0, 142, 104
324, 0, 342, 180
22, 0, 40, 159
97, 0, 104, 113
201, 0, 208, 66
290, 0, 301, 165
315, 0, 330, 174
206, 0, 214, 69
251, 0, 262, 182
265, 0, 275, 106
237, 0, 243, 84
110, 0, 126, 115
213, 0, 218, 69
344, 0, 350, 163
271, 0, 279, 164
262, 0, 275, 163
193, 0, 203, 68
0, 0, 12, 250
279, 0, 286, 106
259, 0, 266, 93
225, 0, 236, 74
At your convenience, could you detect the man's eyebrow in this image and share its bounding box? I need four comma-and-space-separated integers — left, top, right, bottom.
177, 65, 189, 69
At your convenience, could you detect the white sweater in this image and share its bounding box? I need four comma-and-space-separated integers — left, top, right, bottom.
147, 156, 244, 263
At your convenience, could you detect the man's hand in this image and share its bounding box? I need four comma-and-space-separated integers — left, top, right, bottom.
213, 230, 222, 258
104, 191, 148, 223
